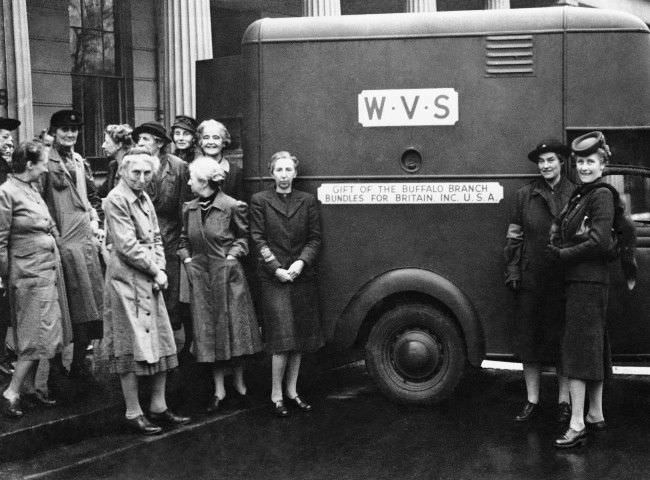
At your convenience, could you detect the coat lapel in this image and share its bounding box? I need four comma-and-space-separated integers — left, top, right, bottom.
267, 190, 305, 218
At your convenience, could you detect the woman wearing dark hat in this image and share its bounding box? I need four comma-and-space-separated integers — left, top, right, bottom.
133, 122, 192, 335
171, 115, 198, 164
505, 140, 574, 424
196, 119, 243, 199
98, 124, 133, 198
549, 131, 616, 448
0, 141, 72, 417
250, 151, 324, 417
42, 109, 105, 389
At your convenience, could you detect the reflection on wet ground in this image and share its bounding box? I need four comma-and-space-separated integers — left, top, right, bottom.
25, 363, 650, 479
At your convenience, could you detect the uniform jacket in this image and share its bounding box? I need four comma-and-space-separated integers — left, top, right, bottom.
504, 176, 574, 289
103, 180, 176, 363
0, 176, 72, 350
146, 153, 192, 255
42, 146, 104, 325
551, 182, 615, 284
249, 189, 321, 281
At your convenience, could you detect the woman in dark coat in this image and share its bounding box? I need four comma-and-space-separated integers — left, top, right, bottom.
0, 141, 71, 417
103, 147, 189, 435
98, 124, 133, 198
197, 119, 243, 200
548, 131, 616, 448
504, 140, 573, 423
250, 151, 324, 417
178, 156, 262, 413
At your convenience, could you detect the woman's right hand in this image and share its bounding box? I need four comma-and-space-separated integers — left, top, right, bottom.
274, 268, 293, 283
154, 270, 168, 290
183, 257, 192, 264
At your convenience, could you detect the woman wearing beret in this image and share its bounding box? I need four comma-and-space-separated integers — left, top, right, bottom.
103, 147, 189, 434
549, 131, 615, 448
178, 156, 262, 413
250, 151, 324, 417
504, 140, 574, 424
134, 122, 192, 334
197, 120, 243, 200
171, 115, 199, 165
0, 141, 72, 417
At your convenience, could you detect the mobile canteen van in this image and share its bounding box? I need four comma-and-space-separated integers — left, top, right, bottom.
199, 6, 650, 404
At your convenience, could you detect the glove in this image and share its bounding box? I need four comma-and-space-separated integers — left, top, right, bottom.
545, 244, 561, 260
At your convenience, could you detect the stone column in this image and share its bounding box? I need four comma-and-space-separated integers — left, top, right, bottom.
405, 0, 437, 12
0, 0, 33, 140
303, 0, 341, 16
484, 0, 510, 8
164, 0, 213, 121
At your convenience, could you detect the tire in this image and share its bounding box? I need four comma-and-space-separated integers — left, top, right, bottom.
365, 303, 466, 405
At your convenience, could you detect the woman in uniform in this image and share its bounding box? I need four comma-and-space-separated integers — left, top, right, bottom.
504, 140, 573, 423
250, 151, 324, 417
103, 147, 189, 435
0, 141, 71, 417
178, 156, 262, 413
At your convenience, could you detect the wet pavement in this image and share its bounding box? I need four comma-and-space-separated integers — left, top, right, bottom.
4, 361, 650, 479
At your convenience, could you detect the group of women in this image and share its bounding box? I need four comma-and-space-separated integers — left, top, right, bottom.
0, 114, 324, 435
505, 131, 619, 449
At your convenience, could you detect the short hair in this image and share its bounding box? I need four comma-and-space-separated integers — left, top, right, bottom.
268, 151, 299, 174
105, 124, 134, 148
118, 146, 160, 176
196, 119, 231, 148
12, 140, 45, 174
189, 155, 225, 190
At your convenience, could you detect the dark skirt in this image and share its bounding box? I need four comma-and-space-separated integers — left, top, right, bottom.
515, 280, 564, 365
109, 353, 178, 376
260, 277, 324, 354
560, 282, 612, 381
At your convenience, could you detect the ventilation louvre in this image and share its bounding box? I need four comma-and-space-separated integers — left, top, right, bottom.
485, 35, 534, 76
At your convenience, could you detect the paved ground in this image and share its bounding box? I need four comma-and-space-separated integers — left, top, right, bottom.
4, 362, 650, 480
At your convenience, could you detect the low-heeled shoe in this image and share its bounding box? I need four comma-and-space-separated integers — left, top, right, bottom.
515, 401, 539, 422
23, 391, 57, 408
586, 419, 607, 432
554, 427, 587, 448
1, 395, 23, 418
231, 391, 252, 409
272, 400, 289, 417
149, 409, 191, 426
125, 415, 162, 435
288, 395, 312, 412
557, 402, 571, 423
205, 396, 223, 414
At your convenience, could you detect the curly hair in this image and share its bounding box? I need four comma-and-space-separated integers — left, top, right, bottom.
12, 140, 45, 174
105, 124, 134, 148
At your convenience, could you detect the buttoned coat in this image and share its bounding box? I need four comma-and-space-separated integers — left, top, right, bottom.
0, 176, 72, 359
102, 180, 177, 364
178, 191, 261, 362
41, 147, 104, 328
250, 189, 324, 353
503, 176, 574, 363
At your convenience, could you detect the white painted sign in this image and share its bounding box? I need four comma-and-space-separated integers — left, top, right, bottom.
358, 88, 459, 127
318, 182, 503, 205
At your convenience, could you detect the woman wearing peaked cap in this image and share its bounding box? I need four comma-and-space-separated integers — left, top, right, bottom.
504, 139, 574, 424
549, 131, 616, 448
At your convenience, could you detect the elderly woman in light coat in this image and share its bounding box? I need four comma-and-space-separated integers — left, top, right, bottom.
103, 147, 189, 435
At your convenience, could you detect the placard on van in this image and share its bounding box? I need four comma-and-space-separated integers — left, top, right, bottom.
358, 88, 459, 127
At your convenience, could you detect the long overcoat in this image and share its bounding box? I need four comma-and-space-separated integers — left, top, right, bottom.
503, 176, 573, 363
551, 182, 615, 380
177, 191, 261, 362
146, 153, 191, 318
102, 180, 177, 364
249, 189, 324, 353
42, 147, 103, 329
0, 176, 72, 359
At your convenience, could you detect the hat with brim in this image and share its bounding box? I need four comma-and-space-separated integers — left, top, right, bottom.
171, 115, 198, 135
527, 139, 570, 162
50, 110, 83, 128
0, 117, 20, 131
133, 122, 172, 144
571, 131, 605, 157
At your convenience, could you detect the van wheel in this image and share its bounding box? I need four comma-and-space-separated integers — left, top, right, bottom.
365, 303, 465, 405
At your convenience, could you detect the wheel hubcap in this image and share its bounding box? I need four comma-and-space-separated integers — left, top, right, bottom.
392, 329, 442, 381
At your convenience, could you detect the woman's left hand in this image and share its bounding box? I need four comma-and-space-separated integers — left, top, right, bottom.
287, 260, 305, 280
